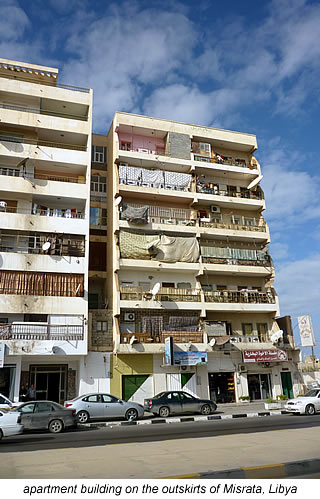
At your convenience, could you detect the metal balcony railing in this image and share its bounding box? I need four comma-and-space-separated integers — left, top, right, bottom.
193, 154, 257, 169
201, 255, 271, 267
0, 205, 85, 219
120, 286, 201, 302
120, 331, 204, 344
120, 203, 196, 226
0, 322, 84, 341
0, 70, 90, 93
196, 184, 263, 200
204, 289, 276, 304
0, 232, 85, 257
199, 220, 267, 233
0, 167, 86, 184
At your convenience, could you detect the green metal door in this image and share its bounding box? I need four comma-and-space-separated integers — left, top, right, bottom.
122, 375, 149, 401
281, 372, 293, 399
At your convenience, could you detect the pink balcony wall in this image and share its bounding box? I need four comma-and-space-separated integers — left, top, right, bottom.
118, 132, 165, 155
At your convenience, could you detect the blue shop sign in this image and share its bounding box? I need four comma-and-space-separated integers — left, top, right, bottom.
174, 351, 208, 366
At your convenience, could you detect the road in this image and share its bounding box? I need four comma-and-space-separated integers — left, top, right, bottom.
1, 413, 320, 452
1, 414, 320, 478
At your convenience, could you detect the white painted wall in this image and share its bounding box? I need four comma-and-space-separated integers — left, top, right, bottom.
78, 352, 111, 395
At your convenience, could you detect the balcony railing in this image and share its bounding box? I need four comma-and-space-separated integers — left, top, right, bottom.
196, 184, 262, 200
204, 289, 276, 304
0, 103, 88, 121
0, 205, 85, 219
0, 232, 85, 257
120, 331, 204, 344
120, 203, 196, 226
0, 322, 84, 341
199, 220, 267, 233
0, 68, 90, 93
201, 255, 271, 267
0, 134, 87, 151
193, 154, 257, 169
119, 146, 166, 156
120, 286, 201, 302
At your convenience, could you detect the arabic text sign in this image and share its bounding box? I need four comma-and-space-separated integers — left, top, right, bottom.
298, 315, 315, 347
174, 351, 208, 366
243, 349, 288, 363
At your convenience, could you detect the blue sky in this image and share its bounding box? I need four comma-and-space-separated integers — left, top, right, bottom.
1, 0, 320, 357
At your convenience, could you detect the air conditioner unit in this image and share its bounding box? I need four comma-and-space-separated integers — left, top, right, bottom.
210, 205, 221, 213
238, 364, 247, 373
124, 312, 135, 322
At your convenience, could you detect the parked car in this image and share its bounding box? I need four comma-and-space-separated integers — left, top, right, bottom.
12, 401, 77, 433
284, 389, 320, 415
0, 393, 21, 411
64, 393, 145, 423
0, 409, 24, 440
144, 391, 217, 417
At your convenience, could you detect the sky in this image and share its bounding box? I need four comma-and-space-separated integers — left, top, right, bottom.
1, 0, 320, 357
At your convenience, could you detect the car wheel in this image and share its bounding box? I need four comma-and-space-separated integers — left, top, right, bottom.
0, 429, 3, 441
125, 408, 138, 421
305, 404, 316, 416
77, 410, 90, 424
200, 404, 211, 415
159, 406, 170, 418
48, 419, 63, 433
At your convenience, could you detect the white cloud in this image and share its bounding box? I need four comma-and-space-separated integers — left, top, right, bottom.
270, 242, 289, 260
0, 1, 30, 42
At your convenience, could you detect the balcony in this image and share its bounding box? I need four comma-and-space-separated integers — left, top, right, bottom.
204, 289, 276, 304
200, 246, 271, 267
120, 331, 204, 344
199, 219, 267, 233
0, 204, 85, 219
120, 203, 196, 227
0, 322, 84, 341
0, 103, 88, 122
0, 232, 85, 257
0, 133, 87, 151
193, 154, 255, 169
120, 286, 201, 302
0, 270, 84, 297
196, 183, 263, 200
119, 165, 192, 193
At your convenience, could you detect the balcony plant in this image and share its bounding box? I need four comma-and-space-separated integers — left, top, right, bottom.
238, 396, 250, 402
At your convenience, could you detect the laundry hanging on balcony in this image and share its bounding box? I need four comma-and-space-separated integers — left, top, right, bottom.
151, 235, 200, 263
118, 164, 192, 190
119, 231, 160, 259
120, 204, 149, 224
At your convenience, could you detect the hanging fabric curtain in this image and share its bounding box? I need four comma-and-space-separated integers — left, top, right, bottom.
119, 231, 160, 259
141, 316, 163, 337
153, 235, 199, 263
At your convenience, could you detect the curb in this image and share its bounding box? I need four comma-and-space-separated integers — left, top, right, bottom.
166, 458, 320, 479
82, 410, 287, 428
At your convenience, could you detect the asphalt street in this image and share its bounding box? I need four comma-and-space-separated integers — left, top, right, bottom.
1, 413, 320, 452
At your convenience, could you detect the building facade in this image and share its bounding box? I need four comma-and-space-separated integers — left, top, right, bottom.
106, 112, 301, 404
0, 58, 92, 402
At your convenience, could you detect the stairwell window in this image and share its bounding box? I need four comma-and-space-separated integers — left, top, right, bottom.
92, 145, 106, 163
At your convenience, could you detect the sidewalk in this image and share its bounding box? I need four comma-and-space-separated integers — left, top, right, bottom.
83, 401, 286, 428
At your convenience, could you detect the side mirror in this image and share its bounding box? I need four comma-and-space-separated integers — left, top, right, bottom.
118, 399, 124, 404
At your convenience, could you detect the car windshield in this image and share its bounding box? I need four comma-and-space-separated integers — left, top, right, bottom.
301, 389, 320, 398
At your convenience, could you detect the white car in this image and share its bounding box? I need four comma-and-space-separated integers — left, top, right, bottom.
0, 410, 24, 440
284, 389, 320, 415
0, 393, 21, 411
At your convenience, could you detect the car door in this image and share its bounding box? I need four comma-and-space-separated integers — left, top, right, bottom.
19, 402, 36, 429
81, 395, 104, 419
179, 392, 199, 414
101, 394, 125, 418
315, 392, 320, 412
32, 402, 55, 429
166, 392, 183, 414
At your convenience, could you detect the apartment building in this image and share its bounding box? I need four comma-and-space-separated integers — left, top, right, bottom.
106, 112, 300, 403
0, 58, 92, 403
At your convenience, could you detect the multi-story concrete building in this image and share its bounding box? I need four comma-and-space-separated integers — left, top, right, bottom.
106, 112, 300, 403
0, 58, 92, 402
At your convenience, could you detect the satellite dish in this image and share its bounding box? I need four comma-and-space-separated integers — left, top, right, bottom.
209, 338, 216, 347
151, 282, 161, 296
247, 174, 263, 190
129, 335, 137, 345
114, 196, 122, 207
42, 241, 51, 251
271, 330, 283, 344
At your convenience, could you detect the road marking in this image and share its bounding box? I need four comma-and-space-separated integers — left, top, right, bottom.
244, 463, 286, 479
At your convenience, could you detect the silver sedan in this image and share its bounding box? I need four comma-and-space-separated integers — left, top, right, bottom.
64, 393, 145, 423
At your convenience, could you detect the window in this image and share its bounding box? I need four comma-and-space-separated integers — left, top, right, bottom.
138, 282, 150, 291
211, 215, 222, 223
167, 392, 180, 400
35, 402, 55, 413
257, 323, 268, 342
88, 293, 99, 309
242, 323, 253, 335
231, 216, 241, 225
216, 285, 227, 291
179, 392, 194, 400
92, 145, 106, 163
0, 166, 20, 177
96, 321, 108, 332
227, 185, 237, 197
199, 142, 211, 156
91, 175, 106, 193
90, 207, 107, 226
101, 394, 118, 403
20, 403, 35, 413
177, 282, 191, 289
83, 395, 99, 403
244, 217, 256, 226
162, 282, 175, 288
240, 187, 250, 198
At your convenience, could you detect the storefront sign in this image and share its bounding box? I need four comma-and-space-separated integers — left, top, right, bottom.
174, 351, 208, 366
243, 349, 288, 363
164, 336, 174, 365
0, 344, 5, 368
298, 315, 315, 347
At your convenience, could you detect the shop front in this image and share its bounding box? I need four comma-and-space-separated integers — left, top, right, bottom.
247, 373, 271, 400
208, 372, 235, 403
0, 364, 16, 400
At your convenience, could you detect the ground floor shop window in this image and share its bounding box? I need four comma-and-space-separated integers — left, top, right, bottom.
247, 373, 271, 400
208, 372, 235, 403
0, 365, 16, 399
29, 365, 67, 404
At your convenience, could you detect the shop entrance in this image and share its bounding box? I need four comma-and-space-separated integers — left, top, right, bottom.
0, 365, 16, 400
29, 365, 67, 404
247, 373, 271, 400
281, 371, 293, 399
208, 372, 235, 403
